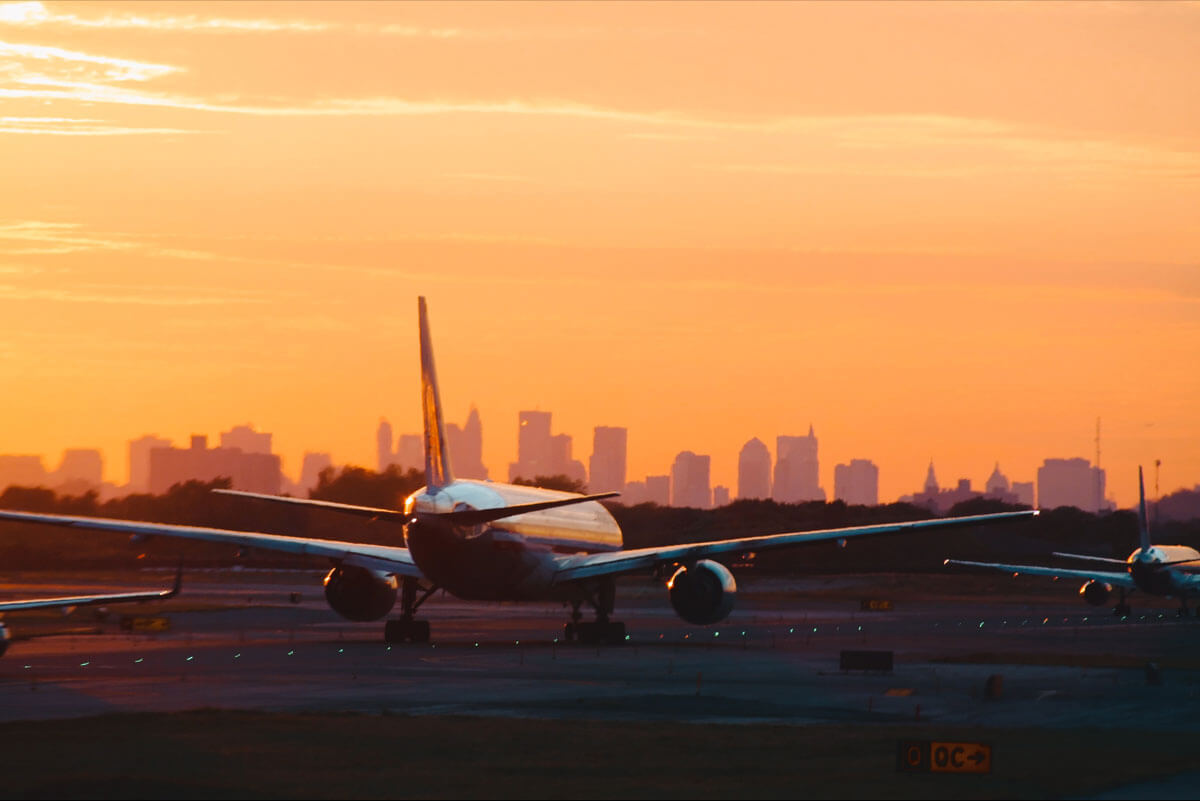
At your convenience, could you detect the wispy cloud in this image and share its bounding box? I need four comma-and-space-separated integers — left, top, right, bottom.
0, 40, 178, 81
0, 221, 224, 259
0, 115, 199, 135
0, 284, 267, 306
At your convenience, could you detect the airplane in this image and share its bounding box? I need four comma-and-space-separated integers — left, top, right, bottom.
0, 297, 1038, 644
945, 467, 1200, 617
0, 566, 182, 657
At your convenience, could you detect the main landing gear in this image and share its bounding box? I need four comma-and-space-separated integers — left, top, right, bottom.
562, 577, 626, 645
1113, 589, 1131, 617
384, 577, 438, 643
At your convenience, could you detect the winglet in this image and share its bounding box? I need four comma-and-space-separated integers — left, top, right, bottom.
159, 559, 184, 599
418, 297, 453, 492
1138, 465, 1151, 551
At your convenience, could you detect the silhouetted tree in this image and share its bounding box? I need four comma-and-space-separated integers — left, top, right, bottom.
311, 465, 424, 510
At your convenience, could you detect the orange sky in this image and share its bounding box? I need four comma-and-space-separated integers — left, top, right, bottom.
0, 1, 1197, 507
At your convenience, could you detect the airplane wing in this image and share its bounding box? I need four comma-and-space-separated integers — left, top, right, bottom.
551, 510, 1038, 584
0, 510, 423, 577
0, 566, 182, 613
944, 558, 1136, 588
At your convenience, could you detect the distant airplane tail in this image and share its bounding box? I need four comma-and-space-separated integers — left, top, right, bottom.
418, 296, 453, 492
1137, 465, 1151, 551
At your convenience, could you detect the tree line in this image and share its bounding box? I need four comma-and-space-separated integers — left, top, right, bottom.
0, 466, 1196, 572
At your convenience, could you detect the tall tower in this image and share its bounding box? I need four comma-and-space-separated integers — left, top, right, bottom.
923, 460, 939, 495
128, 434, 172, 492
773, 425, 824, 502
589, 426, 627, 495
671, 451, 711, 509
376, 419, 395, 473
737, 437, 772, 500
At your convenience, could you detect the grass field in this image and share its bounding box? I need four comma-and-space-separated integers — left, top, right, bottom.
2, 710, 1197, 799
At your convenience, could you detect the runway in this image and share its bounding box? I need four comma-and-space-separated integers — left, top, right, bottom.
3, 570, 1198, 730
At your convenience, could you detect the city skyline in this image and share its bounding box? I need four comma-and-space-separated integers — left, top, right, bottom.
0, 2, 1196, 508
0, 411, 1182, 512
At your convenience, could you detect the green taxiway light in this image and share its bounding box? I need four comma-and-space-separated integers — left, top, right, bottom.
186, 656, 194, 661
287, 650, 295, 656
134, 657, 143, 663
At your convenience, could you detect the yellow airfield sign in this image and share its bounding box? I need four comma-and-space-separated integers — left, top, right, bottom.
898, 740, 992, 774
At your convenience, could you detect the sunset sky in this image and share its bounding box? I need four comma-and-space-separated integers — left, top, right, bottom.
0, 1, 1197, 507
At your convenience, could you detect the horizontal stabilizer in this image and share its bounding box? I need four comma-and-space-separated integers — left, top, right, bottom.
424, 492, 620, 527
213, 489, 405, 521
1051, 552, 1128, 566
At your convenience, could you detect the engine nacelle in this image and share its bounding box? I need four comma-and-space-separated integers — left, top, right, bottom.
1080, 579, 1111, 607
0, 621, 9, 658
667, 560, 737, 625
323, 566, 398, 622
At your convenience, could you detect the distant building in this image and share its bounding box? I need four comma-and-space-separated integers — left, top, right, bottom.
221, 424, 271, 455
773, 426, 825, 503
1038, 457, 1109, 512
53, 449, 103, 493
508, 410, 585, 485
395, 434, 422, 474
0, 454, 48, 490
588, 426, 627, 495
299, 452, 333, 492
1011, 481, 1035, 507
983, 462, 1027, 506
447, 405, 488, 479
834, 459, 879, 506
713, 485, 730, 507
645, 475, 670, 506
376, 419, 395, 472
129, 435, 172, 492
149, 434, 281, 495
622, 480, 647, 505
671, 451, 711, 509
737, 437, 771, 500
905, 462, 982, 513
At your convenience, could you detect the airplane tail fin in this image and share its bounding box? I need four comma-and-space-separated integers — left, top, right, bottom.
418, 297, 453, 492
1137, 465, 1151, 551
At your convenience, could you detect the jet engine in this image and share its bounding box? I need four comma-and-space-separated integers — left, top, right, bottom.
323, 565, 398, 621
1079, 579, 1112, 607
667, 560, 737, 625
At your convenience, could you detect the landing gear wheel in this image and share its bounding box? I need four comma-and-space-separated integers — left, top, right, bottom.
563, 623, 577, 642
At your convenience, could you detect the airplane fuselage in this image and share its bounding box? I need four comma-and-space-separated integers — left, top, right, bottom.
403, 480, 623, 601
1127, 545, 1200, 598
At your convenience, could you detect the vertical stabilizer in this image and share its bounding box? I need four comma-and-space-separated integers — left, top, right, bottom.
418, 297, 453, 492
1137, 465, 1151, 550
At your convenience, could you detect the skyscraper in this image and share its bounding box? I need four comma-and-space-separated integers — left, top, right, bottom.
737, 437, 771, 500
395, 434, 422, 473
645, 474, 670, 506
671, 451, 711, 509
447, 405, 488, 479
589, 426, 627, 495
1038, 458, 1107, 512
299, 451, 333, 492
773, 425, 825, 503
128, 434, 172, 492
376, 419, 395, 473
834, 459, 879, 506
509, 410, 552, 481
221, 424, 272, 455
508, 410, 584, 484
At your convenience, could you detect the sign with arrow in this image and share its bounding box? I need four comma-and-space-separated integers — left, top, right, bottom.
897, 740, 991, 774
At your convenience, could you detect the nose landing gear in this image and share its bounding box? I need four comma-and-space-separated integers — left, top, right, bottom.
562, 578, 626, 645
